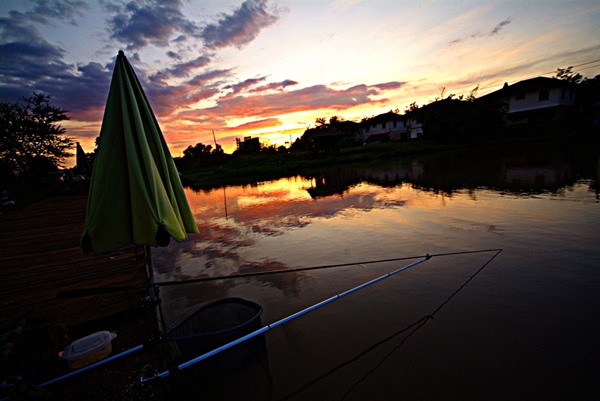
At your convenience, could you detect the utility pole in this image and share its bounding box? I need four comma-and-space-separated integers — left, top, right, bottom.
212, 130, 218, 148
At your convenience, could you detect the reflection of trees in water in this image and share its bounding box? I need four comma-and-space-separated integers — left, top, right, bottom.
306, 162, 418, 199
305, 141, 598, 198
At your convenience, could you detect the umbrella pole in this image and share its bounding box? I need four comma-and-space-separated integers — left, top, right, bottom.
144, 246, 172, 371
144, 245, 164, 336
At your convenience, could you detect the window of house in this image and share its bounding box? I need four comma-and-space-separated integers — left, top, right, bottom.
539, 89, 549, 101
561, 88, 566, 100
382, 122, 386, 129
393, 121, 397, 128
515, 93, 525, 100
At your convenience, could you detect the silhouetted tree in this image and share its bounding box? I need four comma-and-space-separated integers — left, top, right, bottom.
328, 115, 344, 126
179, 142, 228, 167
0, 93, 72, 178
183, 142, 214, 159
575, 74, 600, 125
414, 86, 506, 143
405, 102, 419, 114
315, 117, 327, 129
553, 66, 583, 84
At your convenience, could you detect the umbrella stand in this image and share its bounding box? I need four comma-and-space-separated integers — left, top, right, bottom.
144, 246, 165, 336
143, 245, 174, 372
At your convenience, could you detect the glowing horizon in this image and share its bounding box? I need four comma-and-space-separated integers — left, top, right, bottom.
1, 1, 599, 165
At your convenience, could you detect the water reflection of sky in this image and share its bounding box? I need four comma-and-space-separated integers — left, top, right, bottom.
152, 145, 600, 398
154, 175, 598, 327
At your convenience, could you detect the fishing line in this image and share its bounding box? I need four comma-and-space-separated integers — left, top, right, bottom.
140, 255, 432, 383
339, 248, 502, 400
42, 249, 501, 388
56, 249, 502, 298
276, 249, 503, 401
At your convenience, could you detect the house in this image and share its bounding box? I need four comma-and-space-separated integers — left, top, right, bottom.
357, 111, 423, 144
235, 136, 260, 153
485, 77, 576, 126
306, 127, 347, 155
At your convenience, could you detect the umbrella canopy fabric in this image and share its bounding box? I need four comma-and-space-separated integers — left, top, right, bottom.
82, 51, 198, 254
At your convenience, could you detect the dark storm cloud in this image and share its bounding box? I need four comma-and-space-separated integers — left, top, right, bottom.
449, 18, 512, 45
224, 76, 267, 94
0, 0, 397, 133
166, 50, 181, 60
0, 11, 50, 43
143, 68, 233, 117
0, 1, 115, 116
186, 69, 232, 87
106, 0, 198, 50
28, 0, 89, 26
222, 77, 298, 95
200, 0, 281, 50
150, 55, 212, 84
0, 0, 286, 121
372, 81, 405, 91
249, 79, 298, 92
189, 83, 384, 120
490, 19, 512, 35
0, 11, 70, 98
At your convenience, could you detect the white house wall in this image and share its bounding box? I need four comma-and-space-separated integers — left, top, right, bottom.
509, 86, 575, 113
409, 119, 423, 139
355, 116, 423, 143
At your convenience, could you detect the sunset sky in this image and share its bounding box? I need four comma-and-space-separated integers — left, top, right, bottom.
1, 0, 599, 162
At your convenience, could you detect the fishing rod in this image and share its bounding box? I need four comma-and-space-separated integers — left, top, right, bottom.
56, 249, 502, 299
38, 249, 501, 389
282, 248, 504, 401
38, 344, 145, 388
141, 254, 433, 382
36, 254, 432, 390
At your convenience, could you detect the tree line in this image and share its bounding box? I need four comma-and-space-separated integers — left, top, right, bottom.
2, 67, 599, 191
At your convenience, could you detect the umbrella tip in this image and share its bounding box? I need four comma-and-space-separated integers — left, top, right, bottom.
118, 50, 125, 57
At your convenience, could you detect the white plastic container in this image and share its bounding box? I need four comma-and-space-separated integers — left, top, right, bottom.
60, 331, 117, 369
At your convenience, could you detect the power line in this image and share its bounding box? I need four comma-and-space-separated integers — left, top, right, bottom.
456, 58, 600, 97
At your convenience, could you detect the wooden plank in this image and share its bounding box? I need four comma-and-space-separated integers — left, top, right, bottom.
0, 194, 149, 326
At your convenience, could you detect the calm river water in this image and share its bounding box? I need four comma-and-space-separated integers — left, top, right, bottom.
154, 140, 600, 400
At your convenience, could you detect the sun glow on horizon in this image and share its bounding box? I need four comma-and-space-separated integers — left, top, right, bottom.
1, 1, 598, 168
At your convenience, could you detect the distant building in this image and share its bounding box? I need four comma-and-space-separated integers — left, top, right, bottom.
357, 111, 422, 144
236, 136, 261, 153
484, 77, 576, 127
306, 128, 347, 155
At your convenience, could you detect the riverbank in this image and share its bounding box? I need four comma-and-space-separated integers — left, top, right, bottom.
180, 128, 599, 190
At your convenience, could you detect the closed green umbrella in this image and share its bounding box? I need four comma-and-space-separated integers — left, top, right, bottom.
81, 51, 198, 342
82, 50, 197, 254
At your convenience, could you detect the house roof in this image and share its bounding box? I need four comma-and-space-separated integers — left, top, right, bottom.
484, 77, 575, 99
363, 111, 405, 125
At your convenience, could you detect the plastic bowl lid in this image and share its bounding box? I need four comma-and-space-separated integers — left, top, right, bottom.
62, 331, 116, 359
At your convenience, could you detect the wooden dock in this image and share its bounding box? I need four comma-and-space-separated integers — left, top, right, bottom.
0, 193, 149, 326
0, 193, 168, 399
